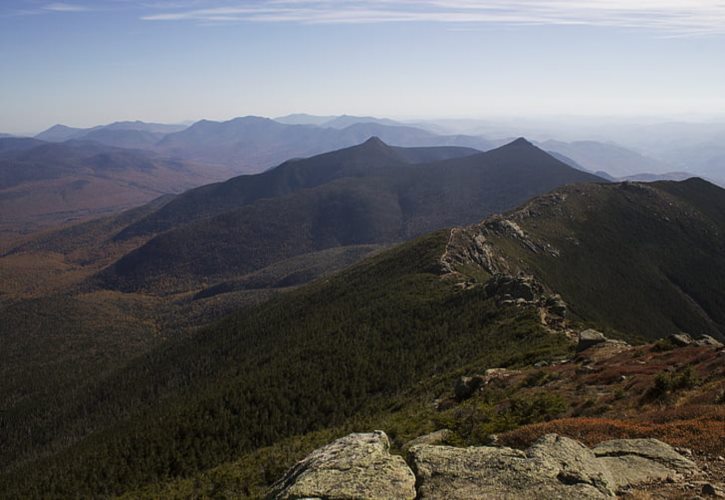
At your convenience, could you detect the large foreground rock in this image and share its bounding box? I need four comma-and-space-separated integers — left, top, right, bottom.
410, 435, 611, 499
409, 434, 698, 499
269, 432, 698, 499
267, 431, 416, 499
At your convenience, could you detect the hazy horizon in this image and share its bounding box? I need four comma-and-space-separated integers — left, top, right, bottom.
2, 1, 725, 134
8, 111, 725, 138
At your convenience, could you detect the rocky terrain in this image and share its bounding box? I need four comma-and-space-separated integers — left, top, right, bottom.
440, 179, 725, 341
271, 430, 721, 499
271, 331, 725, 499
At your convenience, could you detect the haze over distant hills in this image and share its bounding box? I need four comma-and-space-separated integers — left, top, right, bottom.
0, 138, 232, 247
153, 116, 497, 172
275, 113, 401, 129
29, 115, 724, 186
539, 139, 674, 178
35, 121, 187, 143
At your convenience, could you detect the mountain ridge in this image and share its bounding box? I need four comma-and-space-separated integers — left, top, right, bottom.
89, 137, 605, 293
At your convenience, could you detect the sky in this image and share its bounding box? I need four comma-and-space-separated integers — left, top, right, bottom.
1, 0, 725, 134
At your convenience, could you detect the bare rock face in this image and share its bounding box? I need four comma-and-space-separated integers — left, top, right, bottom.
270, 433, 698, 499
409, 435, 616, 499
695, 334, 724, 347
577, 329, 609, 352
527, 434, 616, 496
670, 332, 694, 347
484, 274, 543, 303
267, 431, 416, 500
402, 429, 453, 453
576, 329, 631, 356
593, 438, 698, 470
408, 434, 699, 500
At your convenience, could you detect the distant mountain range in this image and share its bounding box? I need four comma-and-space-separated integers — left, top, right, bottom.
153, 116, 497, 172
35, 121, 187, 143
0, 138, 232, 247
32, 116, 722, 184
540, 139, 674, 178
275, 113, 401, 129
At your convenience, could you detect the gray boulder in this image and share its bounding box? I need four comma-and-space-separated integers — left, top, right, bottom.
402, 429, 453, 453
409, 435, 609, 499
593, 439, 697, 490
527, 434, 616, 496
669, 332, 694, 347
577, 329, 608, 352
268, 431, 416, 499
695, 335, 724, 347
593, 438, 698, 472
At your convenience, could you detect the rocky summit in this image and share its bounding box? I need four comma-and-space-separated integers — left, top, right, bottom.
271, 432, 700, 499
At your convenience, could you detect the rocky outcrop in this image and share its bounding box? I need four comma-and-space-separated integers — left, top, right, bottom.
670, 333, 695, 347
267, 431, 416, 500
410, 440, 607, 499
440, 224, 569, 331
593, 439, 697, 491
440, 214, 560, 280
576, 329, 631, 354
593, 438, 698, 472
410, 434, 698, 499
271, 432, 700, 499
696, 334, 724, 347
667, 333, 724, 348
402, 429, 453, 452
577, 329, 609, 352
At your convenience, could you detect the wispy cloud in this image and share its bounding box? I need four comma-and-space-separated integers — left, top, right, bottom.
43, 2, 90, 12
139, 0, 725, 36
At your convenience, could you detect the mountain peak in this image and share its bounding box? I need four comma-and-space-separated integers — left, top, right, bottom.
509, 137, 534, 147
487, 137, 548, 157
362, 136, 388, 147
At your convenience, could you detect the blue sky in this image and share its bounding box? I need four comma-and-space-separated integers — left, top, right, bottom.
2, 1, 725, 133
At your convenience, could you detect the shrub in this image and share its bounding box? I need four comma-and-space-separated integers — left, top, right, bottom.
716, 390, 725, 405
647, 366, 701, 401
508, 393, 568, 425
523, 370, 553, 387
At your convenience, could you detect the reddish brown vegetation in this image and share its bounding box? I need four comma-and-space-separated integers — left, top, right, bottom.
495, 344, 725, 456
498, 409, 725, 455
